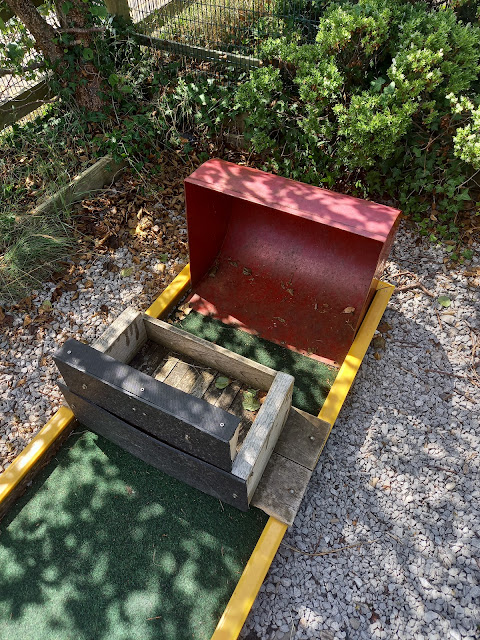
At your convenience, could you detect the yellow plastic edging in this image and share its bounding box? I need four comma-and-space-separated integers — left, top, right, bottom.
210, 280, 394, 640
146, 263, 191, 318
0, 266, 192, 509
211, 517, 288, 640
0, 406, 75, 505
318, 281, 394, 428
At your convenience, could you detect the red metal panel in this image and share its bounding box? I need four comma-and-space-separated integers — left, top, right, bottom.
185, 160, 400, 364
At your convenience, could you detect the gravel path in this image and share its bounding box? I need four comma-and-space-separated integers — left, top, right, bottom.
241, 226, 480, 640
1, 223, 479, 640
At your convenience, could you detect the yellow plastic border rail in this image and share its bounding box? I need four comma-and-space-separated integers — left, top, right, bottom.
0, 270, 393, 640
211, 280, 394, 640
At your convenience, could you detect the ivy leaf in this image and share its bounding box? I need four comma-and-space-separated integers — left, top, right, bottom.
82, 47, 94, 61
62, 1, 73, 14
0, 17, 6, 30
41, 299, 52, 311
120, 267, 133, 277
108, 73, 119, 87
90, 4, 108, 17
242, 389, 261, 412
370, 77, 385, 92
159, 253, 169, 263
438, 295, 451, 308
215, 376, 230, 390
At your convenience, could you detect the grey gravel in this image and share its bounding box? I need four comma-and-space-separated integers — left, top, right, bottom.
0, 245, 183, 470
1, 223, 479, 640
240, 224, 480, 640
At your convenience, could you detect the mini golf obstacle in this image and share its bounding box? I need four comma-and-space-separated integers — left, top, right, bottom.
0, 160, 400, 640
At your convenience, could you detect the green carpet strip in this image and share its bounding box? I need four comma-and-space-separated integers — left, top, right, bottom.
0, 431, 267, 640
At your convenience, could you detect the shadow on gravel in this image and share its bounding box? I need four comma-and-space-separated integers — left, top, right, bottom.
243, 307, 479, 640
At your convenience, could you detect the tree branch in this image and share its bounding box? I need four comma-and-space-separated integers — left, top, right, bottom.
2, 0, 62, 64
58, 27, 105, 33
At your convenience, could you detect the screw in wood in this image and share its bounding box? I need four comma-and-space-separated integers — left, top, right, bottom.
82, 384, 87, 390
310, 436, 315, 441
67, 350, 72, 355
220, 422, 225, 427
233, 493, 238, 499
132, 407, 136, 412
140, 388, 144, 392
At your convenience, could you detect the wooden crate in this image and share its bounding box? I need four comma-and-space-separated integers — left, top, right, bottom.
54, 309, 294, 511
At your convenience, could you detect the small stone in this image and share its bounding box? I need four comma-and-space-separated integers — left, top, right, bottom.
349, 618, 361, 630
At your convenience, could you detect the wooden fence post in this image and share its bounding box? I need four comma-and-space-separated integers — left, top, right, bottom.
104, 0, 132, 22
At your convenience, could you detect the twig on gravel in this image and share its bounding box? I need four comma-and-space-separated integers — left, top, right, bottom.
423, 368, 471, 380
436, 309, 443, 331
281, 540, 373, 557
386, 531, 405, 545
395, 281, 436, 298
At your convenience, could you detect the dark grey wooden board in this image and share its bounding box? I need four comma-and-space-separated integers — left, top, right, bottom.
60, 385, 249, 511
251, 407, 330, 525
54, 338, 240, 471
274, 407, 331, 471
251, 453, 312, 525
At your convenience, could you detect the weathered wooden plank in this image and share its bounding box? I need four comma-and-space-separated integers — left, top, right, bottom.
60, 386, 249, 511
190, 369, 215, 398
0, 79, 53, 131
153, 355, 178, 381
232, 372, 294, 500
274, 407, 331, 471
55, 339, 240, 471
105, 0, 131, 22
135, 33, 263, 69
215, 381, 241, 411
33, 154, 125, 217
251, 453, 312, 526
144, 316, 276, 391
164, 360, 196, 393
91, 306, 146, 362
250, 408, 330, 525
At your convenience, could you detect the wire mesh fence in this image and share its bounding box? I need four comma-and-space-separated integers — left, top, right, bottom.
1, 0, 318, 123
133, 0, 319, 72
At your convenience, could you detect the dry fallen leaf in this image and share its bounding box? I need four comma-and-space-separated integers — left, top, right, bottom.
17, 378, 26, 387
372, 335, 386, 350
23, 315, 32, 327
377, 321, 392, 334
343, 306, 356, 314
84, 280, 94, 289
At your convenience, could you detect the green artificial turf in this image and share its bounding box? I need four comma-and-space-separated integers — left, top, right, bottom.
0, 312, 336, 640
180, 312, 338, 415
0, 431, 267, 640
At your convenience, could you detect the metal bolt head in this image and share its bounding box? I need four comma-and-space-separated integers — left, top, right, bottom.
67, 350, 72, 355
140, 388, 144, 392
289, 489, 295, 495
220, 422, 225, 427
309, 436, 315, 441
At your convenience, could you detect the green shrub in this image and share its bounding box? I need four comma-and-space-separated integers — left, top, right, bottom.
229, 0, 480, 240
